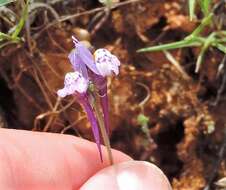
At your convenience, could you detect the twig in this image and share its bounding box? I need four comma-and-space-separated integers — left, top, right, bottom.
10, 54, 43, 111
24, 50, 60, 96
212, 55, 226, 106
32, 68, 54, 109
16, 82, 43, 111
47, 29, 67, 53
60, 115, 85, 136
90, 9, 110, 36
38, 52, 63, 80
136, 82, 150, 109
25, 16, 33, 55
33, 98, 76, 131
43, 96, 61, 132
33, 0, 143, 39
29, 2, 60, 19
163, 50, 191, 80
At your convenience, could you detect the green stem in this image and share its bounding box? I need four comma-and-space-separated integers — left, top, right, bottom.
189, 13, 213, 38
195, 32, 216, 72
12, 0, 29, 39
189, 0, 197, 21
106, 0, 112, 8
213, 43, 226, 54
137, 39, 201, 52
93, 91, 113, 165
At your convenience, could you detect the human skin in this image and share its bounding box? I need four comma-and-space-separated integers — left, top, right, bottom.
0, 128, 171, 190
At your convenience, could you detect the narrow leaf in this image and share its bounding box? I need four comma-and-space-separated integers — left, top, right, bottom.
0, 0, 15, 7
213, 43, 226, 54
195, 32, 215, 72
0, 32, 13, 41
190, 13, 213, 37
189, 0, 197, 21
137, 39, 201, 53
12, 0, 29, 39
200, 0, 211, 16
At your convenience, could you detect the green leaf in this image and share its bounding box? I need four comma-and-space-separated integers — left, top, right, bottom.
137, 114, 149, 126
190, 13, 213, 37
0, 31, 20, 42
189, 0, 197, 21
195, 32, 215, 72
213, 43, 226, 54
98, 0, 112, 7
12, 0, 29, 39
137, 39, 201, 53
199, 0, 211, 16
0, 32, 13, 41
0, 0, 15, 7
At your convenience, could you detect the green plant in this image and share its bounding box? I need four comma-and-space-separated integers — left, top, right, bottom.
98, 0, 113, 8
137, 0, 225, 73
0, 0, 29, 48
137, 113, 149, 127
0, 0, 15, 7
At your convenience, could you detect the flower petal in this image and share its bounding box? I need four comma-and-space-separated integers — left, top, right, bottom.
57, 72, 89, 97
57, 88, 68, 98
71, 36, 100, 75
68, 49, 89, 79
94, 48, 120, 77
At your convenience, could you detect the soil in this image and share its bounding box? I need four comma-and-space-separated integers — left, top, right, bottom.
0, 0, 225, 189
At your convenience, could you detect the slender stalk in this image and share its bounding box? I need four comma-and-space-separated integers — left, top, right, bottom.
190, 13, 213, 37
189, 0, 196, 21
93, 91, 113, 165
137, 39, 201, 52
99, 85, 110, 135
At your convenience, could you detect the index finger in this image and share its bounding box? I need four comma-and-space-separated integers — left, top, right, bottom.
0, 128, 131, 189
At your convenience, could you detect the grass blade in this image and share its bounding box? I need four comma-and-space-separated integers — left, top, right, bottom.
0, 0, 15, 7
163, 50, 190, 80
11, 0, 29, 39
200, 0, 212, 16
190, 13, 213, 37
213, 43, 226, 54
137, 39, 201, 53
0, 32, 13, 41
195, 32, 215, 72
189, 0, 197, 21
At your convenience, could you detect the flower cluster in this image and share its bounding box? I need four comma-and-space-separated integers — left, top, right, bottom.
57, 36, 120, 161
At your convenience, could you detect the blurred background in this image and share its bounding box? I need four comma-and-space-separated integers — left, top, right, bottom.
0, 0, 225, 189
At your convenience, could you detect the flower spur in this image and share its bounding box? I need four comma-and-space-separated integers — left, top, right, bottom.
57, 72, 103, 161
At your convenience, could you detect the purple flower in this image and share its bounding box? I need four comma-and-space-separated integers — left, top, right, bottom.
69, 36, 100, 76
58, 36, 121, 162
92, 48, 120, 134
57, 72, 89, 97
57, 71, 103, 161
78, 94, 103, 162
68, 37, 121, 134
94, 48, 120, 77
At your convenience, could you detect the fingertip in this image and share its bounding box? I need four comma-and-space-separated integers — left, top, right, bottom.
0, 129, 132, 189
80, 161, 172, 190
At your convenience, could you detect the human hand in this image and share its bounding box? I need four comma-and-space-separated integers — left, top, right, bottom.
0, 128, 171, 190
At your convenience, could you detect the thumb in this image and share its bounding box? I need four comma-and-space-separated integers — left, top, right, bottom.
80, 161, 172, 190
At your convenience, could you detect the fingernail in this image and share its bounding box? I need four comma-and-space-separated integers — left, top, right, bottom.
80, 161, 172, 190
